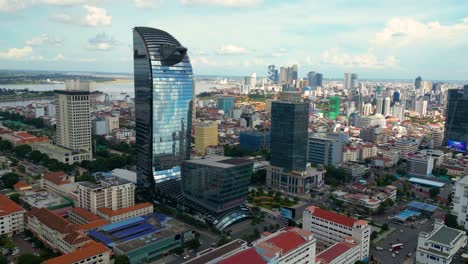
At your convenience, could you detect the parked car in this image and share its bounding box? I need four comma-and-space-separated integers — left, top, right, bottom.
376, 247, 383, 251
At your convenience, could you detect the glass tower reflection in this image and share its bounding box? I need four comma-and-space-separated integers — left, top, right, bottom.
133, 27, 193, 192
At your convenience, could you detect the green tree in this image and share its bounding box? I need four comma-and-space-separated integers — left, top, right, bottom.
0, 254, 7, 264
444, 213, 460, 229
29, 150, 44, 163
114, 255, 130, 264
16, 254, 42, 264
187, 238, 201, 249
429, 187, 440, 198
381, 223, 389, 231
396, 168, 407, 176
370, 231, 379, 240
0, 140, 13, 153
0, 173, 19, 188
14, 144, 32, 158
9, 193, 20, 204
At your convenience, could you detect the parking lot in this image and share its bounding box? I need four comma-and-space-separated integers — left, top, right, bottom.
6, 235, 42, 262
370, 219, 434, 263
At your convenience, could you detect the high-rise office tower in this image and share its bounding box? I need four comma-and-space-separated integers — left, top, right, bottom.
383, 97, 391, 116
291, 64, 298, 84
444, 85, 468, 146
267, 65, 279, 84
307, 72, 323, 87
217, 96, 235, 116
181, 156, 253, 214
376, 96, 383, 115
270, 100, 309, 171
363, 103, 373, 116
244, 73, 256, 91
194, 121, 218, 155
415, 100, 428, 116
415, 76, 422, 89
133, 27, 193, 192
328, 96, 341, 120
391, 102, 405, 121
393, 91, 400, 102
55, 81, 93, 159
344, 73, 358, 90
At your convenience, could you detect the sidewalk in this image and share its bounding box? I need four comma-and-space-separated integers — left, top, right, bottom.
372, 227, 396, 244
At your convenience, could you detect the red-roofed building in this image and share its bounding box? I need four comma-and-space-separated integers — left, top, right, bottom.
218, 248, 265, 264
43, 240, 112, 264
41, 171, 75, 197
96, 202, 153, 223
0, 131, 49, 150
0, 194, 26, 236
303, 206, 370, 261
25, 208, 90, 254
316, 238, 360, 264
13, 181, 32, 192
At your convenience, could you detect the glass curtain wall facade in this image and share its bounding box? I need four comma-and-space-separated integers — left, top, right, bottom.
270, 101, 309, 171
133, 27, 193, 192
181, 157, 253, 213
444, 85, 468, 146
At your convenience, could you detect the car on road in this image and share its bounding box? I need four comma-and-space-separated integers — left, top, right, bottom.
375, 247, 383, 251
183, 255, 190, 260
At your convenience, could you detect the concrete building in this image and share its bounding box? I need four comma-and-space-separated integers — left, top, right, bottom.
316, 238, 361, 264
362, 103, 373, 116
303, 206, 370, 261
55, 88, 93, 159
416, 220, 467, 264
451, 176, 468, 230
76, 177, 135, 214
26, 208, 91, 254
344, 73, 358, 90
0, 194, 26, 236
97, 202, 153, 223
307, 135, 343, 166
339, 163, 368, 178
407, 154, 434, 176
90, 213, 193, 263
194, 121, 218, 155
41, 171, 76, 197
355, 114, 386, 129
21, 191, 73, 212
267, 165, 325, 194
37, 143, 91, 165
182, 156, 253, 213
43, 241, 111, 264
0, 131, 49, 150
187, 227, 316, 264
416, 100, 428, 116
393, 138, 420, 159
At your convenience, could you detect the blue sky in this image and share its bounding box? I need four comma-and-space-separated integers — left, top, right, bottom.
0, 0, 467, 80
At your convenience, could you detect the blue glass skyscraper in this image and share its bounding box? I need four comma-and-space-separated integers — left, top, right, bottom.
217, 97, 235, 116
133, 27, 193, 193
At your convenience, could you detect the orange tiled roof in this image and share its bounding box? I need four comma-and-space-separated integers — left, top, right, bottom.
43, 241, 111, 264
78, 219, 109, 231
26, 208, 78, 235
97, 202, 152, 217
13, 181, 32, 190
43, 171, 70, 185
0, 194, 25, 217
306, 206, 360, 228
69, 208, 102, 222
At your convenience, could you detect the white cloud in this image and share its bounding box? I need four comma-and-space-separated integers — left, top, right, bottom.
83, 5, 112, 26
321, 48, 399, 69
26, 34, 62, 46
216, 44, 248, 55
0, 46, 33, 59
78, 58, 97, 62
0, 0, 93, 12
28, 53, 65, 61
181, 0, 262, 7
51, 13, 74, 24
51, 53, 65, 61
87, 32, 116, 51
134, 0, 165, 8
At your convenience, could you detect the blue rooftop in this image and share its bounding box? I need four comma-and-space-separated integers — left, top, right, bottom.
394, 209, 421, 221
409, 177, 445, 188
407, 200, 438, 213
100, 216, 146, 232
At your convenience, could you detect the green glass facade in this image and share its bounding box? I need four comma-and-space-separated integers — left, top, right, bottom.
270, 101, 309, 171
181, 157, 253, 213
218, 97, 235, 116
328, 96, 340, 120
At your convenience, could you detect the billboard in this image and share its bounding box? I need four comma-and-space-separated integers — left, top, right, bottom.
448, 140, 467, 153
280, 207, 295, 220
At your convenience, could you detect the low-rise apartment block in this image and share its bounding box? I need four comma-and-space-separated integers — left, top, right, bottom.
0, 194, 26, 236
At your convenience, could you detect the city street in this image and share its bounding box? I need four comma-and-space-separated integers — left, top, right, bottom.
371, 220, 434, 264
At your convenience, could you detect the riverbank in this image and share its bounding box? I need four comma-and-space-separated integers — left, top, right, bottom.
0, 96, 54, 103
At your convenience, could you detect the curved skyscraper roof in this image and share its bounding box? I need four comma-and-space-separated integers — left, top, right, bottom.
133, 27, 193, 193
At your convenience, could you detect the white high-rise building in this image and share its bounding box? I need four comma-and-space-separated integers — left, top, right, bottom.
376, 96, 383, 115
344, 73, 358, 90
383, 97, 391, 116
362, 103, 373, 116
303, 205, 370, 261
391, 102, 405, 121
55, 82, 93, 159
415, 100, 428, 116
76, 177, 135, 214
451, 176, 468, 230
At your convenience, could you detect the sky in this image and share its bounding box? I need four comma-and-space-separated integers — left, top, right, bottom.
0, 0, 467, 80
